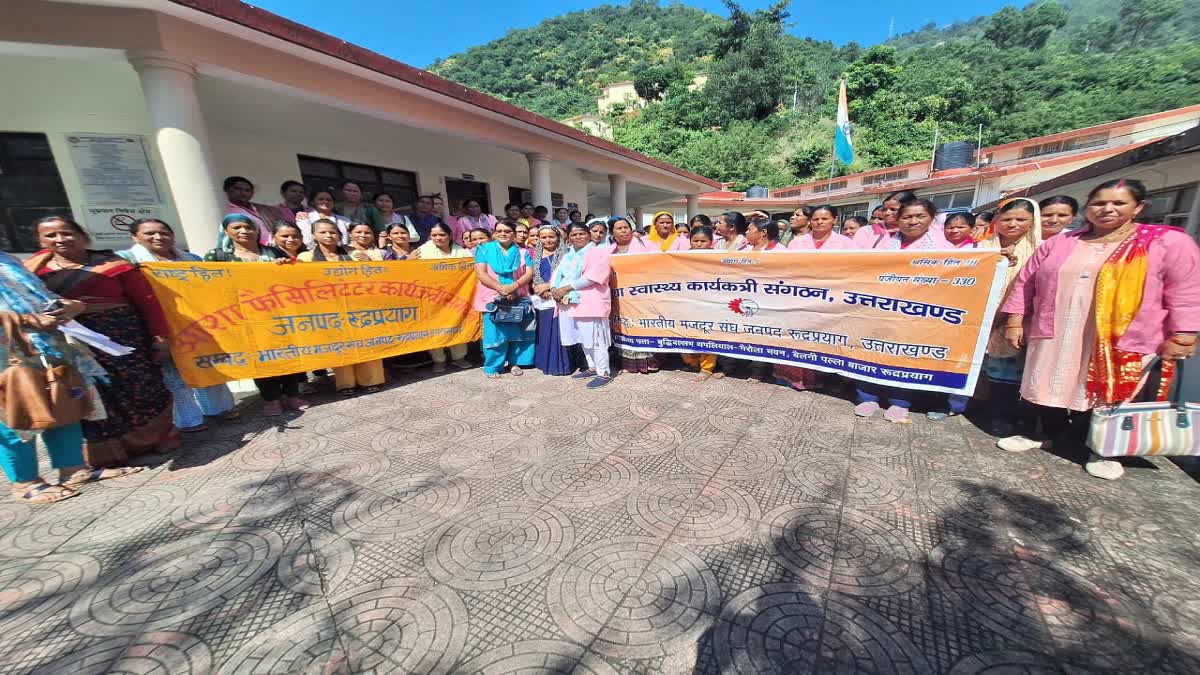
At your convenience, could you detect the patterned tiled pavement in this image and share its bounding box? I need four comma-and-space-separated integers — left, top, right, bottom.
2, 366, 1200, 674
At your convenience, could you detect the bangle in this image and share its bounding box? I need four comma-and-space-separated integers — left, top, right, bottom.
1004, 325, 1021, 331
1169, 335, 1197, 346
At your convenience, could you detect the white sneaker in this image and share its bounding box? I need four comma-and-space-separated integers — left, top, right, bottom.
1085, 455, 1125, 480
997, 435, 1045, 452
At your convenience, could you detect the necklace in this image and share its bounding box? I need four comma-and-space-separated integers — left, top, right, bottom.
1083, 221, 1136, 244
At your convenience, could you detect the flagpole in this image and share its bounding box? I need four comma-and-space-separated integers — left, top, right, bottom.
826, 138, 837, 195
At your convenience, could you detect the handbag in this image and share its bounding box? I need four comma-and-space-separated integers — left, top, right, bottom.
0, 312, 90, 430
1088, 357, 1199, 457
485, 299, 529, 324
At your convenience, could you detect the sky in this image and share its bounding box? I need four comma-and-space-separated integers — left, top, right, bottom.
252, 0, 1015, 69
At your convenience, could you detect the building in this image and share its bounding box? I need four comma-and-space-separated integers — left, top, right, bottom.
597, 81, 642, 116
980, 124, 1200, 239
0, 0, 718, 254
661, 105, 1200, 223
561, 114, 614, 141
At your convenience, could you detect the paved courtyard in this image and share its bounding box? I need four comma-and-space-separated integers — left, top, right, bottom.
1, 366, 1199, 674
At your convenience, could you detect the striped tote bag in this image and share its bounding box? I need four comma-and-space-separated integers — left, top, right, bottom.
1089, 359, 1199, 457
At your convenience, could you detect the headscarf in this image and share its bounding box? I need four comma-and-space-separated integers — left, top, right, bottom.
532, 225, 564, 285
645, 211, 678, 251
983, 197, 1042, 359
217, 213, 258, 253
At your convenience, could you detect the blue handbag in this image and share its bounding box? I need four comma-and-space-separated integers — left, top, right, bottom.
485, 299, 529, 323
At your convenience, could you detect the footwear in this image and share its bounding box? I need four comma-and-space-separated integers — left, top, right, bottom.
853, 401, 880, 417
1086, 455, 1125, 480
286, 397, 311, 411
220, 410, 241, 421
13, 483, 77, 504
362, 386, 380, 393
262, 401, 283, 416
926, 411, 958, 422
432, 362, 447, 374
485, 372, 501, 379
61, 465, 144, 488
451, 359, 472, 370
298, 382, 317, 395
997, 435, 1045, 452
337, 389, 356, 397
586, 375, 613, 389
572, 369, 597, 380
180, 423, 209, 433
511, 366, 524, 377
693, 372, 711, 382
883, 405, 911, 423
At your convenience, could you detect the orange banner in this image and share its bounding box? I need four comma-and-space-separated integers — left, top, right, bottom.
610, 250, 1007, 394
141, 260, 481, 387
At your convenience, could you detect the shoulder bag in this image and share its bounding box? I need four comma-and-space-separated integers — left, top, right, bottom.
0, 312, 91, 430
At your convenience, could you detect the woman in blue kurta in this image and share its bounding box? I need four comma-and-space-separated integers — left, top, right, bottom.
530, 224, 573, 375
473, 221, 535, 377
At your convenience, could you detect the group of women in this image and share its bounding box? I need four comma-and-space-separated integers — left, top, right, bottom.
1, 177, 1195, 505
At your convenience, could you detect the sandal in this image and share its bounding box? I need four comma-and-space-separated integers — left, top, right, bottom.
511, 366, 524, 377
180, 424, 209, 433
221, 410, 241, 421
14, 483, 77, 504
693, 372, 711, 382
485, 372, 502, 379
61, 466, 144, 488
362, 386, 381, 393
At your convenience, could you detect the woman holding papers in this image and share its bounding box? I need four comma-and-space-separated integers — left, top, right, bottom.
28, 216, 180, 462
118, 219, 239, 432
550, 224, 614, 389
0, 250, 146, 503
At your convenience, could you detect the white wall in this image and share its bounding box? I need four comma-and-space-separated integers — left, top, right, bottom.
198, 76, 589, 221
0, 54, 180, 247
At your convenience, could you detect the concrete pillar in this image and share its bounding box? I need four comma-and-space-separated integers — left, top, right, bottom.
526, 153, 552, 210
633, 206, 645, 229
686, 193, 701, 220
608, 174, 627, 217
128, 50, 223, 253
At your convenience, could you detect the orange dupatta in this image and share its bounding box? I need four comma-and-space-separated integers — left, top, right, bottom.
1086, 224, 1174, 405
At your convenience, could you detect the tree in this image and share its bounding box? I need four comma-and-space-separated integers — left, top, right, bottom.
632, 61, 688, 101
1120, 0, 1183, 46
845, 46, 900, 101
1073, 16, 1119, 53
704, 1, 791, 122
983, 2, 1067, 50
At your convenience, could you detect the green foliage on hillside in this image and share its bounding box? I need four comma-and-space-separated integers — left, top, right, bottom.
431, 0, 1200, 190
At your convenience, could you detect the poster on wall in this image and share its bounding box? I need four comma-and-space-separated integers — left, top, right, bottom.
81, 204, 162, 249
66, 133, 161, 204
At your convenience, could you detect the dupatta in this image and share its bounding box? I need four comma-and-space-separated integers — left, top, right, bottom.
1087, 223, 1174, 405
982, 198, 1043, 358
644, 211, 679, 251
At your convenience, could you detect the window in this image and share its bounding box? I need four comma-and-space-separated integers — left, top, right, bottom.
929, 189, 976, 211
298, 155, 418, 215
812, 180, 846, 193
773, 187, 805, 198
1140, 183, 1196, 226
0, 133, 72, 253
506, 187, 562, 209
1020, 132, 1109, 159
861, 169, 909, 185
838, 202, 870, 218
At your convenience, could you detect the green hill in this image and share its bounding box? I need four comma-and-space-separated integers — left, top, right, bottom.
430, 0, 1200, 189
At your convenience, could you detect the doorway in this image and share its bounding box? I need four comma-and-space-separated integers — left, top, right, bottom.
445, 178, 491, 217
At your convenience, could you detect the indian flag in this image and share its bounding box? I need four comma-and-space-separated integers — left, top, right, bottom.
834, 80, 855, 166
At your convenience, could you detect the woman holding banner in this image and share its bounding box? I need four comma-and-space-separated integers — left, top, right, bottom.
778, 206, 812, 247
205, 215, 308, 416
645, 212, 680, 251
474, 221, 535, 378
28, 216, 180, 462
118, 219, 240, 432
854, 199, 949, 422
998, 179, 1200, 480
607, 217, 660, 374
418, 223, 474, 373
550, 224, 614, 388
853, 190, 915, 249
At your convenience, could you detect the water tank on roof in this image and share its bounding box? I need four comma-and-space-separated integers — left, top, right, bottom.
933, 141, 976, 171
745, 185, 769, 199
